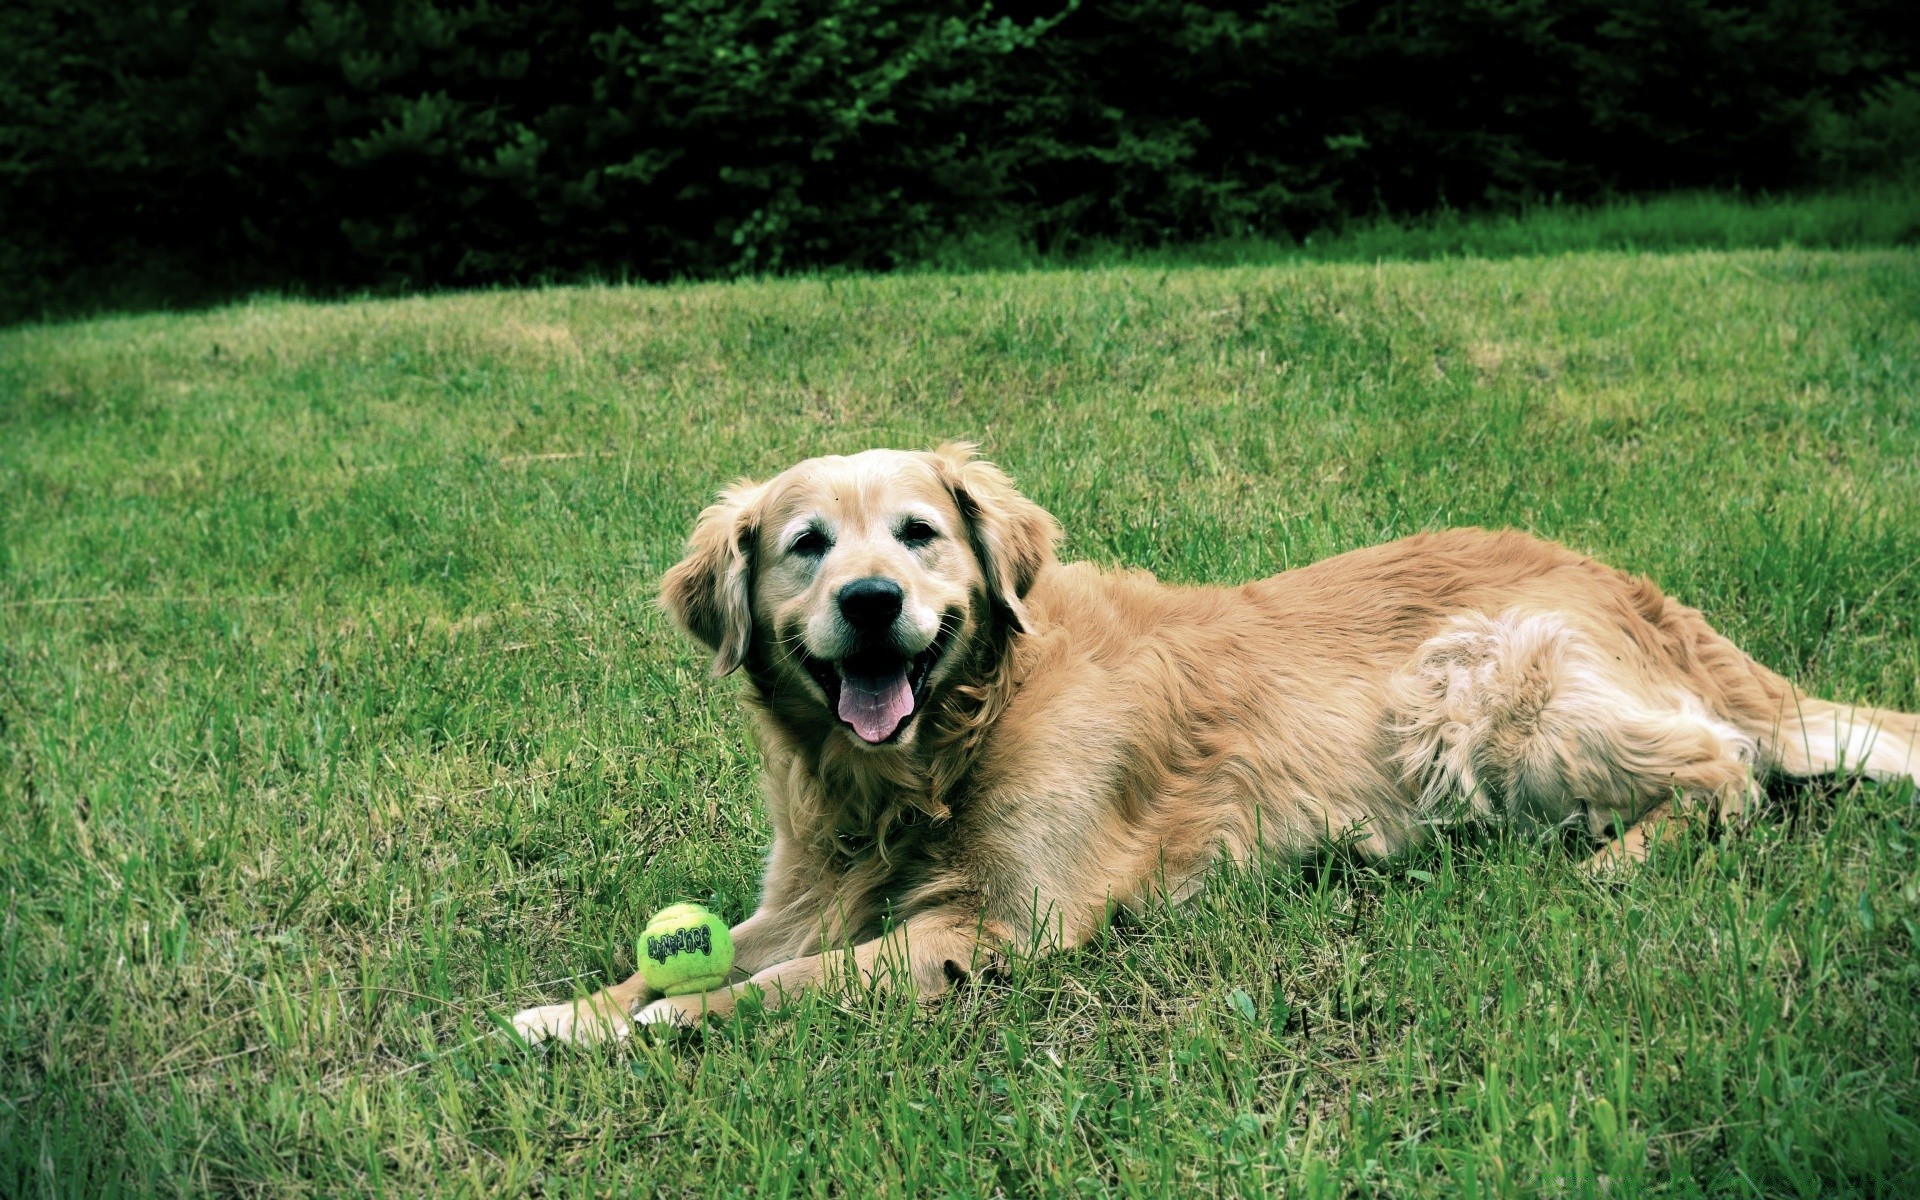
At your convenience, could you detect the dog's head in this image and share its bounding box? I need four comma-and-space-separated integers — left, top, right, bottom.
662, 444, 1059, 750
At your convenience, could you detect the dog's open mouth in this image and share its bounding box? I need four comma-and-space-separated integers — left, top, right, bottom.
802, 622, 954, 745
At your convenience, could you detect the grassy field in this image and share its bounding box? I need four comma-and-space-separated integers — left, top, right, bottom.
3, 242, 1919, 1196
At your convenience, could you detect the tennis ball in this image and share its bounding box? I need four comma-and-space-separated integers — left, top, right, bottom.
639, 903, 734, 996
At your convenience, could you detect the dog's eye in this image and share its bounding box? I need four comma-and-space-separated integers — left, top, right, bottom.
789, 528, 830, 557
897, 519, 939, 547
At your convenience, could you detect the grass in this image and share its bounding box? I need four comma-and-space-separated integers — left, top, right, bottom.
3, 229, 1919, 1196
924, 182, 1920, 273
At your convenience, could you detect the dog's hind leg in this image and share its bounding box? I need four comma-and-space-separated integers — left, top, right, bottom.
1583, 772, 1757, 873
1620, 585, 1919, 788
1584, 800, 1679, 871
1392, 611, 1761, 871
1568, 687, 1764, 872
1764, 696, 1920, 785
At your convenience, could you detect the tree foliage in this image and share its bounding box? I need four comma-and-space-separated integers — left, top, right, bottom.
3, 0, 1915, 296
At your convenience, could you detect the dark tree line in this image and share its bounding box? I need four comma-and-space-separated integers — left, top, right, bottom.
3, 0, 1915, 302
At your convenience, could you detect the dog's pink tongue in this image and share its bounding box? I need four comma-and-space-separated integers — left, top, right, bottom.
838, 666, 914, 743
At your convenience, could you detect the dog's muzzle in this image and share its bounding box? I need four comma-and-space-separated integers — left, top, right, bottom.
800, 600, 956, 745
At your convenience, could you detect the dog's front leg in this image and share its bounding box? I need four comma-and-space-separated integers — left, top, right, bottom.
633, 910, 998, 1028
508, 969, 652, 1046
508, 904, 815, 1045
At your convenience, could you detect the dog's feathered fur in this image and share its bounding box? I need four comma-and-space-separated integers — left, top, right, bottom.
513, 444, 1919, 1042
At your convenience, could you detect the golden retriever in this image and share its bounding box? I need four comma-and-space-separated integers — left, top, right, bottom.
513, 444, 1919, 1043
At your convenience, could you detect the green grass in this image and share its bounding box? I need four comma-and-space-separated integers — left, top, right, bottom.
926, 183, 1920, 273
3, 238, 1919, 1196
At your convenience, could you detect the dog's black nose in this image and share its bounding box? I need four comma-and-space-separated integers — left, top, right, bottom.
838, 577, 904, 632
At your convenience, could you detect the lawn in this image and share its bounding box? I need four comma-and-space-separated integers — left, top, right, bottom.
3, 242, 1919, 1196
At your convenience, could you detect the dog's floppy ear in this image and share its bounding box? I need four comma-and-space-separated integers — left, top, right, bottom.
661, 477, 769, 675
925, 442, 1061, 633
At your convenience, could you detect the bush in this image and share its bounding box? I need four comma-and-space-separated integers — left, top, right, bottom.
2, 0, 1916, 309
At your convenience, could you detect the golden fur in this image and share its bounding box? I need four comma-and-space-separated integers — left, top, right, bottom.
513, 444, 1920, 1043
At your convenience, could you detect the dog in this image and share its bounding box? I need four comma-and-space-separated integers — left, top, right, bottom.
512, 443, 1919, 1043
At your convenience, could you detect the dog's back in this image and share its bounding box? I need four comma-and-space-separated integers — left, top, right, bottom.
962, 527, 1917, 910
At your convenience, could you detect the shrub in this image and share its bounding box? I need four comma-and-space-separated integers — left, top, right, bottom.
2, 0, 1915, 306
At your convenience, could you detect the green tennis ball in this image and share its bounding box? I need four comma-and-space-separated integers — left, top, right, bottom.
639, 903, 734, 996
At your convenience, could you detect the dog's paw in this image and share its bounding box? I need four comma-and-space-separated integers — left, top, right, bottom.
510, 1000, 631, 1046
